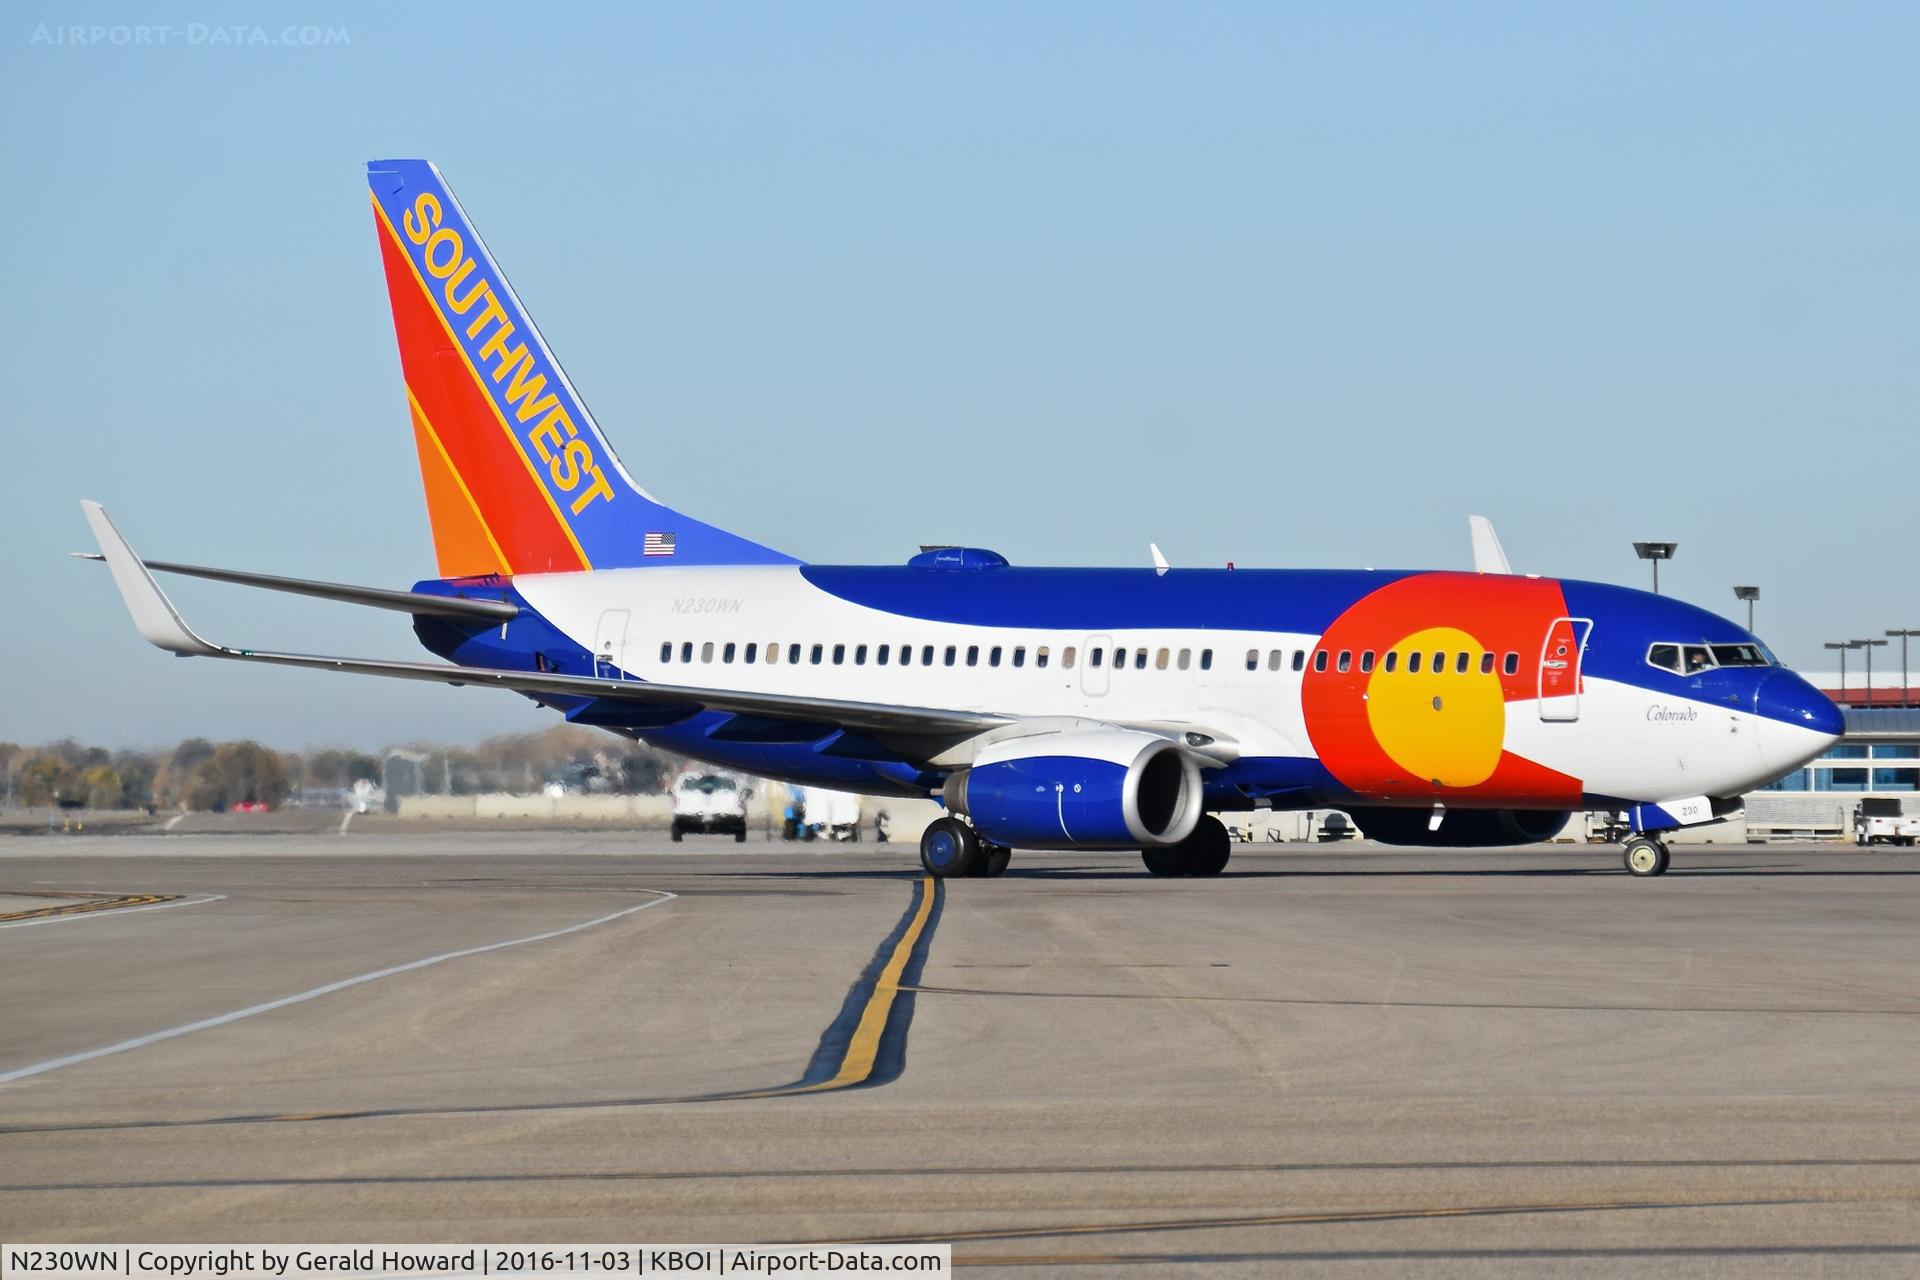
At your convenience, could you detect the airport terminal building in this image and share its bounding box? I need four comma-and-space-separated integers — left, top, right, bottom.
1750, 670, 1920, 837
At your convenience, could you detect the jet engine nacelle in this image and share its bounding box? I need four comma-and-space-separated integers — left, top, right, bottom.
943, 728, 1204, 849
1345, 806, 1572, 847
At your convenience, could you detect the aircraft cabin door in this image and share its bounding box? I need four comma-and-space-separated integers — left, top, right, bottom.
594, 609, 631, 679
1081, 634, 1113, 697
1537, 616, 1592, 722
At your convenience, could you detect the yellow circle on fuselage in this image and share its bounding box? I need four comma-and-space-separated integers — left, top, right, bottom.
1364, 626, 1506, 788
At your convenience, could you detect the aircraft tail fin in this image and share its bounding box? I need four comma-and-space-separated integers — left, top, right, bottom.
366, 159, 796, 576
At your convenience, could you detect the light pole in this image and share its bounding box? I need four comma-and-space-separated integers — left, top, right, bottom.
1888, 629, 1919, 709
1732, 585, 1759, 632
1852, 639, 1888, 706
1633, 541, 1678, 594
1824, 642, 1851, 700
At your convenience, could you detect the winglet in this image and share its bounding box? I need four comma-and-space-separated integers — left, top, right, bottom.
1149, 543, 1170, 577
1468, 515, 1512, 575
80, 501, 218, 656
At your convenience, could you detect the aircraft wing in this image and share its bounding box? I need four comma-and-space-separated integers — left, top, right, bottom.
81, 501, 1008, 739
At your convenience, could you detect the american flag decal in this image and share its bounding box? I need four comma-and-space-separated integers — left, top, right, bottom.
642, 531, 677, 557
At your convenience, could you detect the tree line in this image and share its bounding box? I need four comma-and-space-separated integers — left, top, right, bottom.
0, 726, 680, 812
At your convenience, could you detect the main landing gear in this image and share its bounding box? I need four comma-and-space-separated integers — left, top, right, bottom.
1621, 834, 1670, 878
1142, 815, 1232, 877
919, 816, 1012, 879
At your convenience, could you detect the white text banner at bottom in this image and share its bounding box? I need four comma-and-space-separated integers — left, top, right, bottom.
2, 1246, 950, 1279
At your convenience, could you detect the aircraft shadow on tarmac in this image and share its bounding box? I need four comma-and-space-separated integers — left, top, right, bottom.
669, 861, 1920, 882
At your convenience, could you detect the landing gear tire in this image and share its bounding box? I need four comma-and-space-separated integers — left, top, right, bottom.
1182, 816, 1232, 876
920, 816, 981, 878
670, 822, 684, 843
1141, 847, 1183, 876
1141, 815, 1233, 877
1622, 836, 1669, 878
733, 825, 747, 843
972, 844, 1012, 878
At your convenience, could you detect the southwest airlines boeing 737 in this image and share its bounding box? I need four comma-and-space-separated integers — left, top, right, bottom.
82, 159, 1844, 880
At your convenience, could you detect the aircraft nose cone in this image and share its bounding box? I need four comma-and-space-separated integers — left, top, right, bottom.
1755, 670, 1845, 743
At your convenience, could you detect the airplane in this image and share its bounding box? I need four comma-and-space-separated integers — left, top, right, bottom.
81, 158, 1845, 881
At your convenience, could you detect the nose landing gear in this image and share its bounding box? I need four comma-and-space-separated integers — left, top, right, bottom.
1621, 834, 1670, 877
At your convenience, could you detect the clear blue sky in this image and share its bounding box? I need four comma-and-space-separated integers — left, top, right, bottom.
4, 2, 1914, 751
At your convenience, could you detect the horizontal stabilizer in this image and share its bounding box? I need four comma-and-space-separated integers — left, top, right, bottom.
72, 550, 517, 622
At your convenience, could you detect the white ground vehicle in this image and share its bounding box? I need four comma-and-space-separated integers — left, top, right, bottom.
671, 773, 749, 842
801, 787, 863, 841
1853, 798, 1919, 847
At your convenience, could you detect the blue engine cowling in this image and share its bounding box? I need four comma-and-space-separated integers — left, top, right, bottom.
1344, 806, 1572, 847
943, 728, 1204, 849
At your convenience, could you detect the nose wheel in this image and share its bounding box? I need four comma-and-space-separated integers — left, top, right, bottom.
1622, 835, 1670, 877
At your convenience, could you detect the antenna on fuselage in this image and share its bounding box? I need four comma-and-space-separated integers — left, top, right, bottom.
1468, 515, 1512, 575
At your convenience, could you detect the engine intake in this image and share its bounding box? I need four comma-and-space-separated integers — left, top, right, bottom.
944, 728, 1203, 849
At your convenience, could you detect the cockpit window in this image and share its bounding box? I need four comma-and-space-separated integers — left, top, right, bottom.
1710, 644, 1770, 667
1646, 641, 1776, 675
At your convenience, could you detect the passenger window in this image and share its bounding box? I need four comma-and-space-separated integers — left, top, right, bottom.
1037, 646, 1050, 669
744, 643, 757, 664
1337, 650, 1352, 673
1432, 651, 1445, 673
681, 642, 693, 663
1012, 646, 1026, 668
1062, 646, 1076, 669
1092, 648, 1105, 668
659, 641, 671, 663
1156, 647, 1169, 670
1200, 649, 1212, 670
967, 645, 980, 667
895, 644, 908, 667
989, 645, 1002, 667
1313, 650, 1328, 672
701, 642, 714, 663
1360, 650, 1375, 673
1135, 648, 1148, 669
1408, 651, 1422, 673
922, 645, 935, 666
1455, 652, 1469, 674
766, 642, 779, 666
1384, 651, 1398, 673
876, 644, 889, 666
833, 643, 846, 665
789, 643, 802, 665
1177, 648, 1191, 671
1479, 652, 1493, 674
1503, 652, 1518, 675
944, 645, 957, 667
1292, 650, 1306, 672
1268, 649, 1283, 671
723, 642, 736, 663
810, 643, 823, 664
1246, 649, 1259, 672
854, 644, 867, 665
